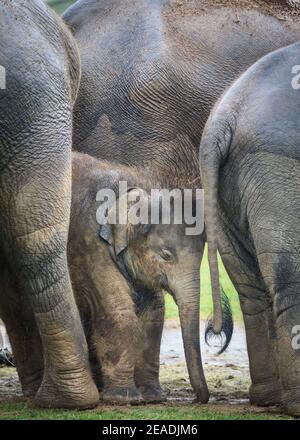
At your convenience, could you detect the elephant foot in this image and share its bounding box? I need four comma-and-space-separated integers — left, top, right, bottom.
102, 386, 143, 405
35, 370, 99, 409
139, 384, 167, 403
281, 389, 300, 417
21, 370, 43, 397
249, 381, 281, 407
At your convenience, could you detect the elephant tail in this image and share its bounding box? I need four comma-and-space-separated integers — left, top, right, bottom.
199, 110, 234, 351
205, 288, 233, 354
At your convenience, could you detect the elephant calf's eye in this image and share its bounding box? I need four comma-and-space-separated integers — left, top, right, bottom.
159, 249, 174, 262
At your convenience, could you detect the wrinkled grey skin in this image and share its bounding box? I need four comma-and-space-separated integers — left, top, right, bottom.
69, 153, 207, 403
0, 0, 99, 408
64, 0, 300, 175
200, 41, 300, 416
63, 0, 300, 401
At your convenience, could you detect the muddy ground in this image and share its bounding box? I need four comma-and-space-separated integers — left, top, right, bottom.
160, 319, 250, 403
0, 319, 249, 401
1, 319, 249, 402
0, 320, 288, 418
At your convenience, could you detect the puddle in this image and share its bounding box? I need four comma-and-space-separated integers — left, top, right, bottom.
160, 319, 250, 401
161, 320, 248, 368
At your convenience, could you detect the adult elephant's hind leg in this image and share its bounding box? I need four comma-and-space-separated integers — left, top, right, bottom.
219, 225, 281, 407
249, 180, 300, 416
258, 251, 300, 416
239, 294, 280, 406
0, 263, 43, 397
0, 144, 99, 409
134, 291, 166, 403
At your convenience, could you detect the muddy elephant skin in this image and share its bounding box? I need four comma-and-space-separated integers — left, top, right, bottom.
0, 0, 99, 408
200, 41, 300, 416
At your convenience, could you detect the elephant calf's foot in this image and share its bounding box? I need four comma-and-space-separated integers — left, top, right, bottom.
249, 380, 281, 407
35, 370, 99, 409
102, 386, 143, 405
281, 389, 300, 417
138, 384, 167, 403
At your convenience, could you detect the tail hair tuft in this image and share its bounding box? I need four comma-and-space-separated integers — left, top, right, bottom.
205, 288, 233, 355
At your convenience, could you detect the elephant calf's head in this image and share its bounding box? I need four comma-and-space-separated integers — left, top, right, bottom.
99, 186, 210, 403
99, 187, 205, 295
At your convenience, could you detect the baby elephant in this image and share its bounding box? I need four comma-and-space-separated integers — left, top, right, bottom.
200, 41, 300, 416
69, 153, 208, 404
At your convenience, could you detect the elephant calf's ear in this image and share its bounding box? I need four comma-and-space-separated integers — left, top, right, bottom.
99, 223, 113, 247
99, 188, 150, 257
99, 223, 128, 257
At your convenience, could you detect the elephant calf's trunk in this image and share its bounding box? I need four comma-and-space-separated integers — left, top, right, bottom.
176, 289, 209, 403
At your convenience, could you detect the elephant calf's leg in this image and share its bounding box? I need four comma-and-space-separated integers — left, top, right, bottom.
93, 302, 142, 404
134, 292, 166, 403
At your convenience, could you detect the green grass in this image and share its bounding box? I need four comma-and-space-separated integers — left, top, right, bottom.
165, 249, 242, 322
48, 0, 75, 14
0, 401, 292, 420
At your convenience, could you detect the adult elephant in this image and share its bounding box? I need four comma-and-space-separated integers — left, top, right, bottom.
200, 41, 300, 415
64, 0, 300, 172
0, 0, 98, 408
63, 0, 300, 402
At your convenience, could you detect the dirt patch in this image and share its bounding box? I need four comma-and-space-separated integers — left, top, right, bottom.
0, 367, 21, 400
160, 320, 250, 402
